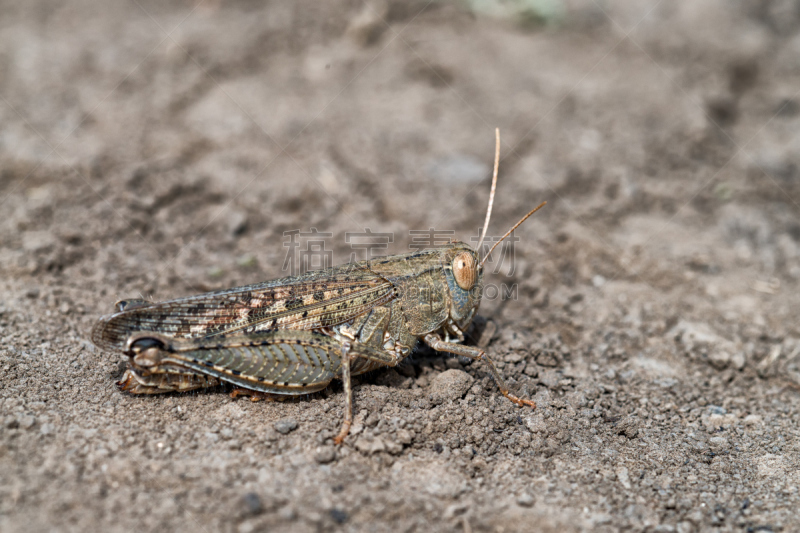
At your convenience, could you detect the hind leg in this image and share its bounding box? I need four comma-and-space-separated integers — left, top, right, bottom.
117, 366, 220, 394
228, 388, 289, 402
117, 335, 222, 394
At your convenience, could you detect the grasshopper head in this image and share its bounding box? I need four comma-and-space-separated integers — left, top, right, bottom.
441, 243, 484, 333
440, 129, 546, 337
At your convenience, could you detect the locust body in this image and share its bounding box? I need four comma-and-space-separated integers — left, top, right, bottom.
92, 131, 542, 444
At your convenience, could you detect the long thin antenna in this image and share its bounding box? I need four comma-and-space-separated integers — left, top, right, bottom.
479, 201, 547, 268
477, 128, 501, 257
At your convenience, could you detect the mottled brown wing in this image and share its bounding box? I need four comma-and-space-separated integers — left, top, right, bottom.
91, 263, 396, 351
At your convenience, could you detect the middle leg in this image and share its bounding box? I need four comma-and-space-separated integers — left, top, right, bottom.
334, 341, 354, 445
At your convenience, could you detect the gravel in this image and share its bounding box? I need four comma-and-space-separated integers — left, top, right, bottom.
1, 1, 800, 532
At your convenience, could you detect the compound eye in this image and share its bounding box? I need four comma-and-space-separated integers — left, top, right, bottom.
452, 251, 477, 290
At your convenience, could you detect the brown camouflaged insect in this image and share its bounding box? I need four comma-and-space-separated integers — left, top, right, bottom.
92, 129, 545, 444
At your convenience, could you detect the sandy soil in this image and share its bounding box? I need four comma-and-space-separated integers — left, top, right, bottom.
2, 1, 800, 531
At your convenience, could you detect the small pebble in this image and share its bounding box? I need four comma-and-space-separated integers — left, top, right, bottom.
314, 446, 336, 464
19, 415, 35, 430
385, 439, 403, 455
743, 414, 762, 426
517, 492, 535, 507
395, 429, 413, 445
274, 418, 298, 435
615, 416, 639, 439
242, 492, 263, 515
330, 508, 348, 524
617, 467, 632, 489
355, 436, 386, 454
731, 351, 746, 370
709, 436, 729, 450
428, 369, 474, 404
536, 350, 560, 368
708, 349, 731, 370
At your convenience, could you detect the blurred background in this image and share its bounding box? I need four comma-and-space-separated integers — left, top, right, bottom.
2, 0, 799, 297
1, 1, 800, 532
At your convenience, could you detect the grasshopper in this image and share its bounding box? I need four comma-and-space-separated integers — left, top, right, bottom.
91, 130, 545, 444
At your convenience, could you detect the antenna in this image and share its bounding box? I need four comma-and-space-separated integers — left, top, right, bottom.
476, 128, 500, 258
479, 201, 547, 268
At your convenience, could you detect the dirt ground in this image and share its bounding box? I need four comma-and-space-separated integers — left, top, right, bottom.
2, 1, 800, 531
